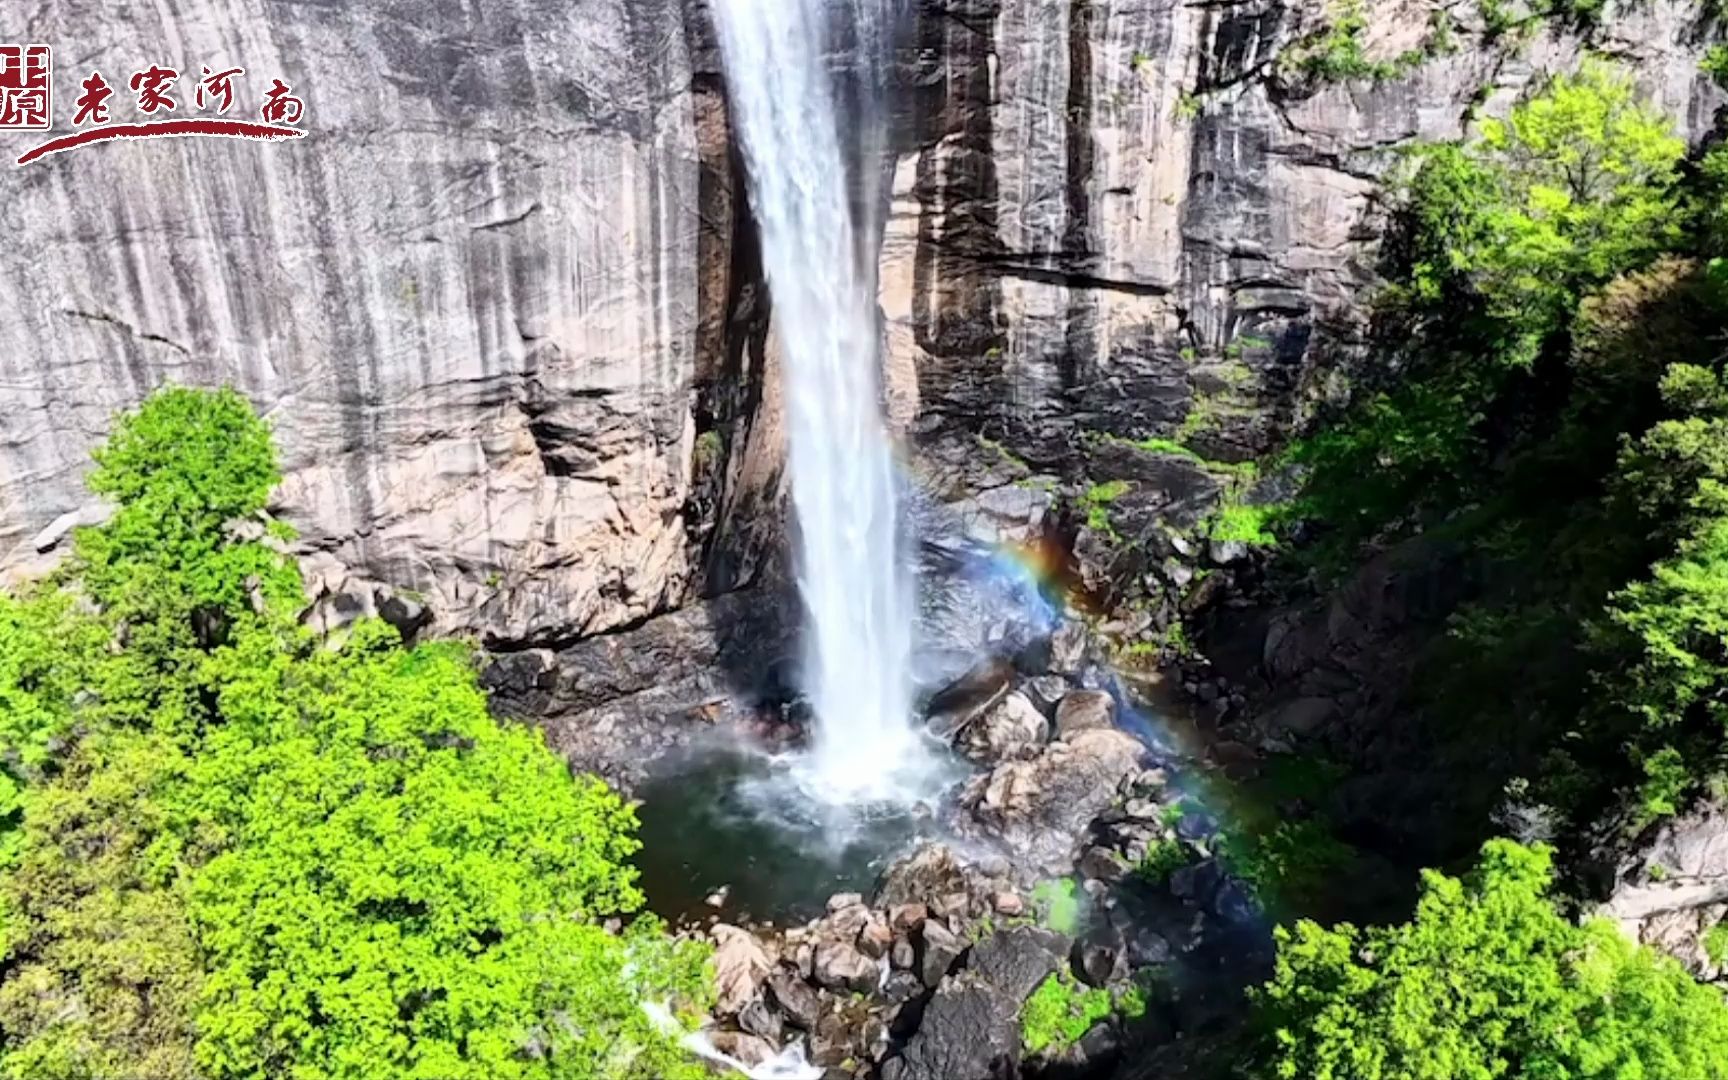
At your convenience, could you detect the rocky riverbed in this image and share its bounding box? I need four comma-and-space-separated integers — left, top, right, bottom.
643, 604, 1276, 1080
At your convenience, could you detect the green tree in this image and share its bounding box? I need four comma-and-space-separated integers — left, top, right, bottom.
1292, 64, 1687, 551
1255, 840, 1728, 1080
0, 387, 711, 1080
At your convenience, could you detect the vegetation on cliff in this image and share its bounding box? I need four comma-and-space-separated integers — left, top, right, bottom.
1239, 59, 1728, 1080
1258, 840, 1728, 1079
1282, 62, 1728, 833
0, 389, 710, 1079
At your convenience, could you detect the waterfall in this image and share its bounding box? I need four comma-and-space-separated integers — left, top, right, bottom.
713, 0, 926, 802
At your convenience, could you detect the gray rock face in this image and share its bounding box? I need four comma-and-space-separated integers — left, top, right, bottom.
882, 927, 1066, 1080
1601, 800, 1728, 979
881, 0, 1721, 468
0, 0, 784, 648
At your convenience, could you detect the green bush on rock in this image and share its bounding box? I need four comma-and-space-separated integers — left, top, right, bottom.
1021, 970, 1113, 1056
0, 387, 710, 1080
1254, 840, 1728, 1080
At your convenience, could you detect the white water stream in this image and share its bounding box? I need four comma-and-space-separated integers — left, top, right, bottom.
713, 0, 933, 803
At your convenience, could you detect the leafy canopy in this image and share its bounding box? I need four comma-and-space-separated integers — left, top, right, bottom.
1256, 840, 1728, 1080
0, 387, 711, 1080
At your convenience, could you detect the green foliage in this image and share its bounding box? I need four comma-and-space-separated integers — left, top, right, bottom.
1021, 970, 1112, 1056
1137, 837, 1191, 885
1031, 879, 1083, 936
1080, 480, 1131, 536
1705, 922, 1728, 967
1128, 436, 1202, 461
78, 386, 302, 633
1285, 0, 1444, 82
1704, 45, 1728, 90
1207, 501, 1278, 547
1254, 840, 1728, 1080
1220, 820, 1353, 905
692, 429, 722, 470
0, 388, 710, 1080
1289, 65, 1687, 562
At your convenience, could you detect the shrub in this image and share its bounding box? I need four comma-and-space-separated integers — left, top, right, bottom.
1021, 971, 1112, 1056
1254, 840, 1728, 1080
0, 388, 712, 1080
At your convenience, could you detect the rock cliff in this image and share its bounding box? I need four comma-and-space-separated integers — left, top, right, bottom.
0, 0, 782, 646
4, 0, 1717, 653
884, 0, 1720, 520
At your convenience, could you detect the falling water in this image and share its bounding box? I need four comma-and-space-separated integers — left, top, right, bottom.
713, 0, 927, 802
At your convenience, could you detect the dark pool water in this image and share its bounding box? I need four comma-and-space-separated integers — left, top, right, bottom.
634, 745, 954, 924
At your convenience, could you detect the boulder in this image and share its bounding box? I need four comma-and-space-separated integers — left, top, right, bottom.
958, 691, 1048, 763
891, 936, 916, 971
814, 939, 879, 993
888, 902, 928, 933
924, 656, 1014, 740
877, 844, 970, 908
738, 996, 783, 1042
968, 926, 1068, 1001
709, 1030, 777, 1068
962, 728, 1148, 872
711, 923, 772, 1017
1600, 798, 1728, 972
1049, 621, 1090, 675
857, 915, 894, 960
917, 920, 965, 988
883, 927, 1067, 1080
1023, 675, 1072, 717
766, 968, 822, 1031
1054, 690, 1115, 738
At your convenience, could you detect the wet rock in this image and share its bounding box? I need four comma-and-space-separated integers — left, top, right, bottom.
969, 926, 1068, 1001
1079, 845, 1132, 884
1124, 925, 1174, 966
882, 969, 924, 1006
884, 927, 1067, 1080
924, 656, 1014, 741
710, 1030, 777, 1068
917, 920, 964, 988
880, 981, 1018, 1080
1049, 621, 1089, 675
1213, 879, 1259, 924
1074, 938, 1124, 988
962, 728, 1148, 872
814, 939, 879, 993
958, 690, 1048, 763
1055, 689, 1115, 738
891, 936, 916, 971
811, 1010, 857, 1067
877, 844, 969, 908
1169, 859, 1226, 907
767, 968, 822, 1031
1075, 1021, 1124, 1073
888, 902, 928, 933
711, 924, 772, 1017
1023, 675, 1071, 716
738, 996, 783, 1042
857, 915, 894, 960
